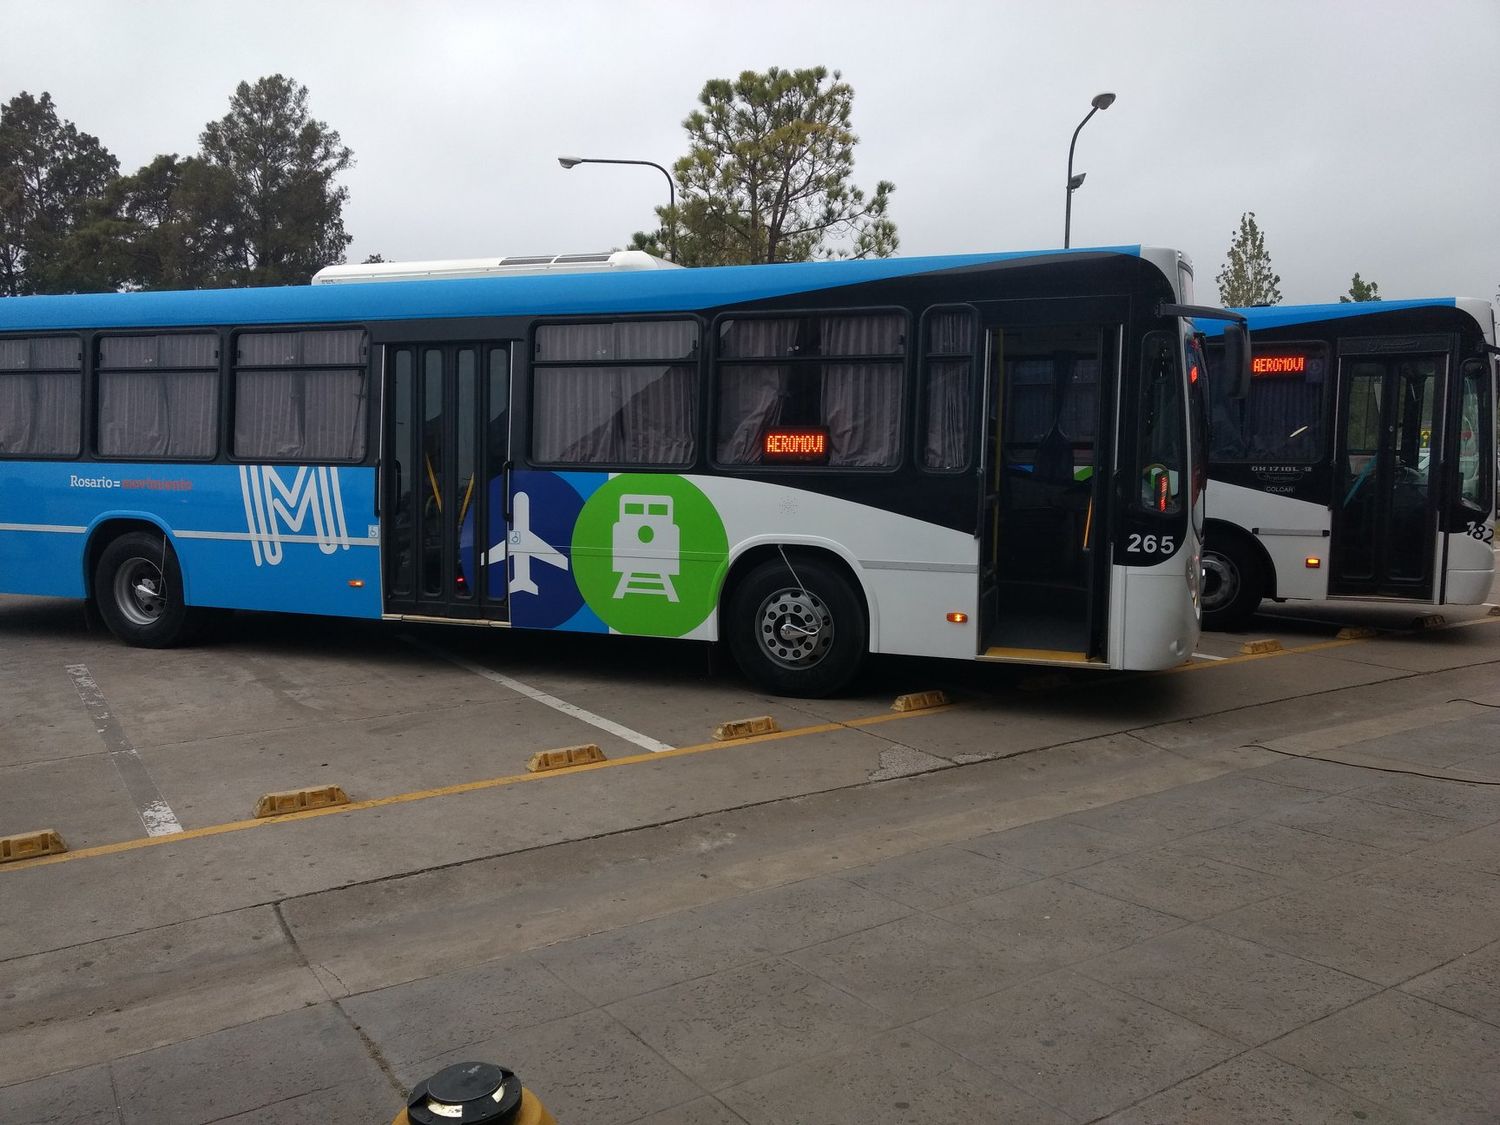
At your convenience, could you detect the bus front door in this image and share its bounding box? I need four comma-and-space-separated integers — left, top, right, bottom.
383, 343, 511, 620
978, 305, 1120, 662
1329, 351, 1444, 599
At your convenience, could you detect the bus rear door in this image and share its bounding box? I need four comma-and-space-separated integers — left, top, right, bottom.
383, 342, 512, 620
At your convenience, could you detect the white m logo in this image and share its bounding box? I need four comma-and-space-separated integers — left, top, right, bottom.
239, 465, 352, 567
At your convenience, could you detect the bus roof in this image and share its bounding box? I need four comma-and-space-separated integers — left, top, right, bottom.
1, 246, 1145, 333
1193, 298, 1470, 337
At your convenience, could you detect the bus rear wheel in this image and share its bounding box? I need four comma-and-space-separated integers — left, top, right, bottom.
94, 531, 202, 648
727, 556, 867, 697
1201, 535, 1264, 632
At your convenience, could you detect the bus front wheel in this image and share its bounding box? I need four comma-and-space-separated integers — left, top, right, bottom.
1201, 536, 1264, 632
94, 532, 201, 648
727, 556, 867, 697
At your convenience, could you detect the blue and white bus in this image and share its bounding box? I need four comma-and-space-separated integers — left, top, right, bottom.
0, 246, 1242, 695
1198, 299, 1496, 629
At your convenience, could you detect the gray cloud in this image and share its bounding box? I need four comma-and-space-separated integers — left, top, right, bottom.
6, 0, 1496, 303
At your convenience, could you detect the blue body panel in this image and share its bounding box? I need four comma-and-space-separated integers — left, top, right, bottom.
1194, 298, 1457, 337
0, 248, 1142, 332
0, 461, 382, 617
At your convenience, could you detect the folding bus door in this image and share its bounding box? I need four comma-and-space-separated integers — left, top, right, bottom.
1329, 344, 1445, 599
383, 342, 512, 620
977, 298, 1123, 661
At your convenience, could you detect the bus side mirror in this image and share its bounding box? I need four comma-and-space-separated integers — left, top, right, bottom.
1223, 322, 1252, 399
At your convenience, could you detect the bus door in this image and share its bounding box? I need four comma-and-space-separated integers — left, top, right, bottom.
977, 299, 1122, 661
383, 342, 512, 620
1329, 343, 1446, 599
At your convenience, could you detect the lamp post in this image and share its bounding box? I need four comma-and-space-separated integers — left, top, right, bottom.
1063, 92, 1116, 249
557, 155, 677, 261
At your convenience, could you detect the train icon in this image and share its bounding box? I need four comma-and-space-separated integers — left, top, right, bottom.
612, 494, 680, 601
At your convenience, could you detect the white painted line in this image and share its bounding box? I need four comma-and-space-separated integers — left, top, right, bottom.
65, 664, 184, 836
403, 637, 676, 754
1191, 652, 1229, 661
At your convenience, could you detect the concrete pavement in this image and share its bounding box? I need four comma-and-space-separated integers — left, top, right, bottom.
2, 593, 1499, 1123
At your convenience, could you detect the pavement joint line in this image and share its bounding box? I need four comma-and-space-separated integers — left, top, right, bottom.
64, 662, 183, 837
0, 702, 959, 873
401, 634, 675, 753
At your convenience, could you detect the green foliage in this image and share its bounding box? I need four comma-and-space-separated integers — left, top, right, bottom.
1338, 273, 1381, 303
0, 91, 118, 295
196, 75, 354, 286
630, 67, 897, 266
1215, 211, 1282, 307
1, 76, 355, 293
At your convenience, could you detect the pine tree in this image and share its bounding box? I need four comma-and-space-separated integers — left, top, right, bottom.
627, 67, 896, 265
1339, 273, 1381, 303
1216, 211, 1282, 306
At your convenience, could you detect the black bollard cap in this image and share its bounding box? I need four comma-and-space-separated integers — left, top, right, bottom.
406, 1061, 523, 1124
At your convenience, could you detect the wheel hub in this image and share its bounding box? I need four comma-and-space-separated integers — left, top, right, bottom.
756, 589, 833, 668
115, 558, 166, 626
1200, 551, 1239, 612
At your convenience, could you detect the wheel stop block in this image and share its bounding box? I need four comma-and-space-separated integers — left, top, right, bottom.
713, 715, 780, 741
0, 829, 67, 864
527, 744, 608, 772
253, 785, 350, 819
1238, 639, 1283, 655
891, 690, 950, 712
1336, 626, 1377, 640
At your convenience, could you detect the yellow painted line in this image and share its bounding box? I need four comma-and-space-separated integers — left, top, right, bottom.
0, 703, 958, 874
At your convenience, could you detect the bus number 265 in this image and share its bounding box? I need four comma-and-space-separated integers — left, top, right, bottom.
1126, 533, 1175, 556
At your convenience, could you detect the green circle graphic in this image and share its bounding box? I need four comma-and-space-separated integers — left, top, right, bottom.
571, 474, 729, 637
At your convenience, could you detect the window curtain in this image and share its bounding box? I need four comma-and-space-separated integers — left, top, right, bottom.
924, 360, 971, 469
300, 369, 367, 460
821, 362, 902, 466
820, 314, 902, 355
98, 371, 218, 458
235, 371, 304, 459
0, 371, 80, 455
924, 311, 974, 469
533, 367, 623, 462
716, 365, 785, 463
619, 365, 695, 464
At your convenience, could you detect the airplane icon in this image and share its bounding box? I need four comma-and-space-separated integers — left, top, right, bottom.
483, 490, 569, 595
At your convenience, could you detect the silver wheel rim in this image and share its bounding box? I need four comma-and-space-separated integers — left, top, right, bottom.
754, 587, 834, 669
113, 556, 166, 626
1200, 551, 1239, 613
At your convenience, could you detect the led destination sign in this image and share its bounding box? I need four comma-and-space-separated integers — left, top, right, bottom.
1251, 352, 1310, 377
763, 427, 829, 463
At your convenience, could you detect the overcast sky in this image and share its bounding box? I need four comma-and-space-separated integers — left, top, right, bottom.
5, 0, 1497, 305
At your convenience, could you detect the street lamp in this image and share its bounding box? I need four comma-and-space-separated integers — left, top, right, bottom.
557, 155, 677, 261
1063, 92, 1116, 249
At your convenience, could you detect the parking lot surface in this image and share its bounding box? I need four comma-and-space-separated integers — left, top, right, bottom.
2, 581, 1499, 1124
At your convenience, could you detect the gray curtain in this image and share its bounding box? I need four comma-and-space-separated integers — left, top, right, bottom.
716, 365, 785, 463
98, 370, 217, 458
0, 371, 81, 455
924, 360, 971, 469
533, 364, 695, 465
821, 361, 903, 466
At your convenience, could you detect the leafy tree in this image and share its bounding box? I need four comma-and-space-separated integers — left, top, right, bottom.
0, 91, 118, 294
74, 154, 241, 290
1216, 211, 1282, 307
195, 75, 354, 286
629, 67, 897, 265
1339, 273, 1381, 303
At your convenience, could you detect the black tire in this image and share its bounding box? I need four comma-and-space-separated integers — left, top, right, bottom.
94, 531, 202, 648
726, 555, 867, 698
1200, 533, 1265, 632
